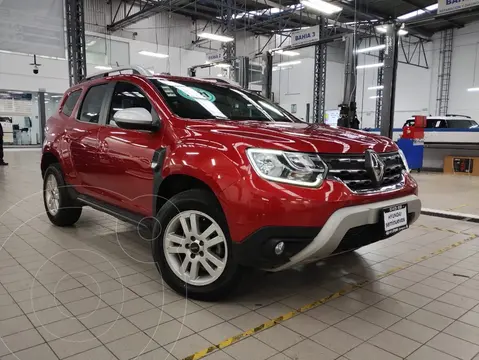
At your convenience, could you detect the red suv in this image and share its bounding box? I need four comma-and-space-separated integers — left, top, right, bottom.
41, 66, 421, 300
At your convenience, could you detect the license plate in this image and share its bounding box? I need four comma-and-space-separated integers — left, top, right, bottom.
383, 204, 408, 236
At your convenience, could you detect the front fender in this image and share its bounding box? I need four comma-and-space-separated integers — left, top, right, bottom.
162, 144, 244, 197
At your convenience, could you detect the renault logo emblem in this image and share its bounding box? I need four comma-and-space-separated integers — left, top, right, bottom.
365, 150, 385, 185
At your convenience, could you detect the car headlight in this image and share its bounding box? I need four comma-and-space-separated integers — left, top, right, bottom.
246, 148, 327, 187
398, 149, 410, 173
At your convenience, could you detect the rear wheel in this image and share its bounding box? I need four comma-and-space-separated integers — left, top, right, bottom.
43, 164, 82, 226
152, 189, 241, 301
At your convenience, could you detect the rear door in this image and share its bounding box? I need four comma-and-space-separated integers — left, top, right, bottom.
67, 82, 112, 197
96, 80, 161, 215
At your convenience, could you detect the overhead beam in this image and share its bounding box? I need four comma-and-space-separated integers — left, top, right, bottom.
401, 0, 464, 28
406, 6, 479, 27
339, 0, 432, 39
108, 0, 184, 32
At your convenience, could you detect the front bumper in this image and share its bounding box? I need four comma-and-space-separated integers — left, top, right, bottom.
239, 195, 421, 271
268, 194, 421, 271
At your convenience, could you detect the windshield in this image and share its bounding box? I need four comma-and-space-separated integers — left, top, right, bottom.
150, 78, 301, 122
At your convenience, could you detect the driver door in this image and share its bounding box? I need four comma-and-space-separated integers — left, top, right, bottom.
96, 81, 162, 216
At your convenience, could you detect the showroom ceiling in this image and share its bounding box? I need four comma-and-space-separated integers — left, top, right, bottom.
108, 0, 479, 38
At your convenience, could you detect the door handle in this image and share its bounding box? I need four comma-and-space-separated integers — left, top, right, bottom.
100, 141, 108, 152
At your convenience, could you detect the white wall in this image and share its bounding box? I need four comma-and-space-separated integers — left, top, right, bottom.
0, 31, 206, 94
85, 0, 197, 49
355, 37, 433, 129
272, 56, 345, 122
446, 22, 479, 120
0, 52, 68, 94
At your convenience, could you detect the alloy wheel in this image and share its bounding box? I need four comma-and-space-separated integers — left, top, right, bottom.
163, 210, 228, 286
45, 174, 60, 216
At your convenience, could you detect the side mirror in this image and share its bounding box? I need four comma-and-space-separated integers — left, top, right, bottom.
113, 107, 156, 130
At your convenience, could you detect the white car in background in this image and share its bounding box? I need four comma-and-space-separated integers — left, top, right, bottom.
403, 115, 478, 129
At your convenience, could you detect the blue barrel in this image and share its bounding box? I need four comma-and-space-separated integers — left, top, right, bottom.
396, 138, 424, 171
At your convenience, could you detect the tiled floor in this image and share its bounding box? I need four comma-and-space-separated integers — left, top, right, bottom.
3, 150, 479, 359
414, 172, 479, 214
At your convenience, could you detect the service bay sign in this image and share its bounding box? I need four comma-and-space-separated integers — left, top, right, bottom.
290, 25, 320, 47
438, 0, 479, 14
383, 204, 408, 236
206, 50, 225, 63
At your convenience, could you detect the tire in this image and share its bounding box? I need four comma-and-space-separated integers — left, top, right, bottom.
43, 164, 82, 226
152, 189, 241, 301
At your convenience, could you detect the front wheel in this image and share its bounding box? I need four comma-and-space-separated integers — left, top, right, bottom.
152, 189, 241, 301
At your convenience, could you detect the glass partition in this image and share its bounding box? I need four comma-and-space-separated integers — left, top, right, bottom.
85, 35, 130, 67
0, 90, 38, 146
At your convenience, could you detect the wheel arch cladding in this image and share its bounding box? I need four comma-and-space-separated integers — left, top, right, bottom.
41, 152, 60, 178
152, 146, 241, 215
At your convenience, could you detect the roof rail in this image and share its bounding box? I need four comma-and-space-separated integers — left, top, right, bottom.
82, 65, 152, 82
201, 77, 231, 84
446, 114, 471, 119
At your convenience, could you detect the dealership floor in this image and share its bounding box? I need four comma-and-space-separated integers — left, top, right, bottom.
3, 150, 479, 360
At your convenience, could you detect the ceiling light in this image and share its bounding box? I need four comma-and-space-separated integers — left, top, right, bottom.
468, 87, 479, 92
197, 32, 234, 42
357, 62, 384, 69
368, 85, 384, 90
370, 95, 382, 99
272, 66, 279, 71
300, 0, 342, 14
356, 44, 386, 54
8, 91, 24, 94
214, 63, 231, 68
95, 65, 113, 70
277, 60, 301, 67
274, 50, 300, 56
86, 40, 97, 47
397, 3, 438, 20
51, 95, 63, 98
376, 25, 408, 36
138, 50, 169, 58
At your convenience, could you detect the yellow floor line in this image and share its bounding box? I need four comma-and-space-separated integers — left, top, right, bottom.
182, 226, 479, 360
447, 204, 469, 211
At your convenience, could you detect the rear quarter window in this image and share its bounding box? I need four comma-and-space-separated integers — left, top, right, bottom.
446, 119, 478, 128
62, 90, 82, 117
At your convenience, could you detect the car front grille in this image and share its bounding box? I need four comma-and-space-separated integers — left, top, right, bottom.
319, 152, 405, 193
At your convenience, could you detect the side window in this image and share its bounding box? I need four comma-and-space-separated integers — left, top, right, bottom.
78, 84, 109, 124
62, 90, 82, 117
437, 120, 447, 128
447, 120, 475, 128
108, 82, 154, 126
426, 119, 445, 128
404, 120, 415, 127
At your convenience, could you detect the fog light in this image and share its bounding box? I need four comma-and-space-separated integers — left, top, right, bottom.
274, 242, 285, 255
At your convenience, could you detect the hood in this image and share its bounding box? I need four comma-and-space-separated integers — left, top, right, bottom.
183, 120, 397, 154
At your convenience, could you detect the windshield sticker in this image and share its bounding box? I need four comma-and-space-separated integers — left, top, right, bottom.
177, 87, 216, 102
161, 85, 177, 97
